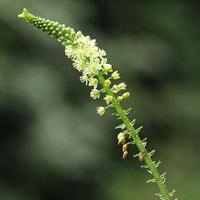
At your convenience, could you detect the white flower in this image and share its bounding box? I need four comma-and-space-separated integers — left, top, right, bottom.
90, 89, 100, 99
112, 84, 118, 93
104, 95, 113, 104
118, 83, 126, 91
103, 64, 113, 73
111, 71, 120, 80
99, 49, 107, 58
97, 106, 105, 116
112, 83, 126, 93
80, 74, 89, 83
89, 78, 98, 88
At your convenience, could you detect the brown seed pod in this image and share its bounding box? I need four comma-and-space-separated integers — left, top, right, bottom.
117, 132, 126, 145
122, 144, 128, 152
123, 151, 128, 159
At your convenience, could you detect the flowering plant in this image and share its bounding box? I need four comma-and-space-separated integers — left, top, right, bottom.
18, 8, 177, 200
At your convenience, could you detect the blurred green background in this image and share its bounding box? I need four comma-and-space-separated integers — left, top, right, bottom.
0, 0, 200, 199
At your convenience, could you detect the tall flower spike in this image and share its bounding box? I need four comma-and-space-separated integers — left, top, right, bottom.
18, 8, 177, 200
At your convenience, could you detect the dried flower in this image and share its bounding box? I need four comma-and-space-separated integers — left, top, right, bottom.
123, 151, 128, 159
104, 79, 111, 87
122, 144, 128, 152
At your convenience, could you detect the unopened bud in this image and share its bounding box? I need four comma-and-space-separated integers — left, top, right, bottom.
105, 79, 111, 86
122, 92, 130, 99
117, 96, 123, 101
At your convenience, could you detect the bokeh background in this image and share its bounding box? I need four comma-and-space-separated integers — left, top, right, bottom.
0, 0, 200, 199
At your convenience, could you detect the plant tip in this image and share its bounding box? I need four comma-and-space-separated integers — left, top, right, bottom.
18, 8, 30, 19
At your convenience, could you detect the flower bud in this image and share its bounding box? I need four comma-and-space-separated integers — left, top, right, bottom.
105, 79, 111, 86
117, 96, 123, 102
103, 64, 113, 73
104, 95, 113, 105
89, 78, 98, 87
96, 107, 105, 116
122, 92, 130, 99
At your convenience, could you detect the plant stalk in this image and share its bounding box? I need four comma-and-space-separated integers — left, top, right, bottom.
98, 72, 171, 200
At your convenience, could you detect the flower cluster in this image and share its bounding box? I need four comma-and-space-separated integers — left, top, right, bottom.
64, 33, 131, 111
65, 33, 107, 81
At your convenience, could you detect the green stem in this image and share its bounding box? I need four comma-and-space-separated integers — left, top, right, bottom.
98, 72, 172, 200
